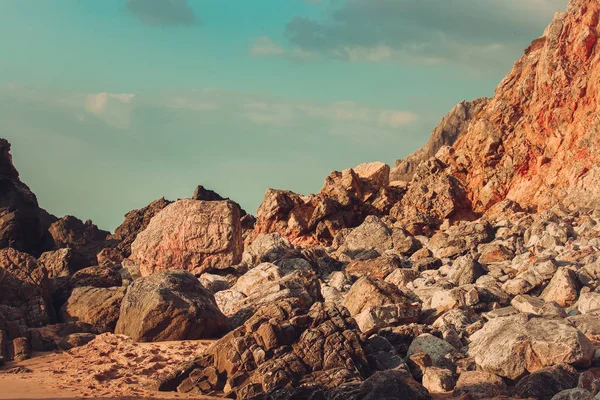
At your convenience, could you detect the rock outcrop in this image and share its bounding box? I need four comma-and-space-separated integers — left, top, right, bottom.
390, 98, 489, 182
445, 0, 600, 212
0, 139, 46, 255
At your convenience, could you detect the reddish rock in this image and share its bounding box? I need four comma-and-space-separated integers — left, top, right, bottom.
132, 199, 243, 276
110, 198, 172, 257
447, 0, 600, 212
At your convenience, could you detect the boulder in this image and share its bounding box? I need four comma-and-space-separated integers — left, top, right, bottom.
60, 286, 126, 333
346, 255, 401, 280
242, 233, 295, 265
578, 292, 600, 314
110, 198, 172, 257
115, 270, 229, 341
407, 334, 456, 369
38, 248, 87, 278
342, 216, 393, 256
390, 160, 473, 235
452, 371, 507, 398
541, 268, 580, 307
343, 276, 413, 316
469, 314, 595, 379
513, 364, 579, 400
132, 199, 243, 276
422, 367, 455, 393
0, 248, 51, 329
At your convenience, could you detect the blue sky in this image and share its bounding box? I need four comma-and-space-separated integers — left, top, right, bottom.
1, 0, 569, 230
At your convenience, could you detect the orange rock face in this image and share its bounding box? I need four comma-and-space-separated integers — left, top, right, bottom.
131, 199, 243, 276
449, 0, 600, 212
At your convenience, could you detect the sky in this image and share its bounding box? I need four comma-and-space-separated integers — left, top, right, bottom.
0, 0, 569, 231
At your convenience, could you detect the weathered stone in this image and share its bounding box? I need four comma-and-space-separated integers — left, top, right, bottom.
60, 286, 126, 333
449, 254, 485, 285
58, 333, 96, 350
242, 233, 295, 265
422, 367, 455, 393
11, 337, 30, 361
346, 255, 401, 280
115, 271, 229, 341
513, 364, 579, 400
469, 314, 595, 379
354, 303, 421, 335
407, 334, 456, 369
453, 371, 507, 399
132, 199, 243, 276
343, 276, 412, 316
110, 197, 172, 257
541, 268, 580, 307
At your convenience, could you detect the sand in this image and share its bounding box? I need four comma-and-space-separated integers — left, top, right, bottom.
0, 334, 220, 400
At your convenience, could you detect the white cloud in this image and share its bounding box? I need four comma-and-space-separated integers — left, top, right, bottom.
2, 85, 418, 140
250, 36, 286, 57
84, 93, 135, 129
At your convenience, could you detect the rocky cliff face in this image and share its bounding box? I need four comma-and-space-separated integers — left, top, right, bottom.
390, 98, 489, 182
446, 0, 600, 212
0, 139, 45, 254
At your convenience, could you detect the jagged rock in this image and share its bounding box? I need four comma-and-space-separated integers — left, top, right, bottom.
110, 198, 172, 257
192, 185, 247, 217
550, 389, 594, 400
407, 334, 457, 370
38, 248, 87, 278
452, 371, 507, 399
446, 0, 600, 212
449, 254, 485, 285
46, 216, 109, 266
422, 367, 455, 393
242, 233, 295, 265
182, 300, 378, 398
390, 99, 489, 182
0, 248, 51, 329
390, 160, 473, 235
577, 292, 600, 314
58, 333, 96, 350
60, 286, 126, 333
115, 270, 229, 341
513, 364, 579, 400
541, 268, 580, 307
469, 314, 595, 379
346, 255, 401, 280
131, 199, 243, 276
343, 276, 414, 316
0, 139, 46, 255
